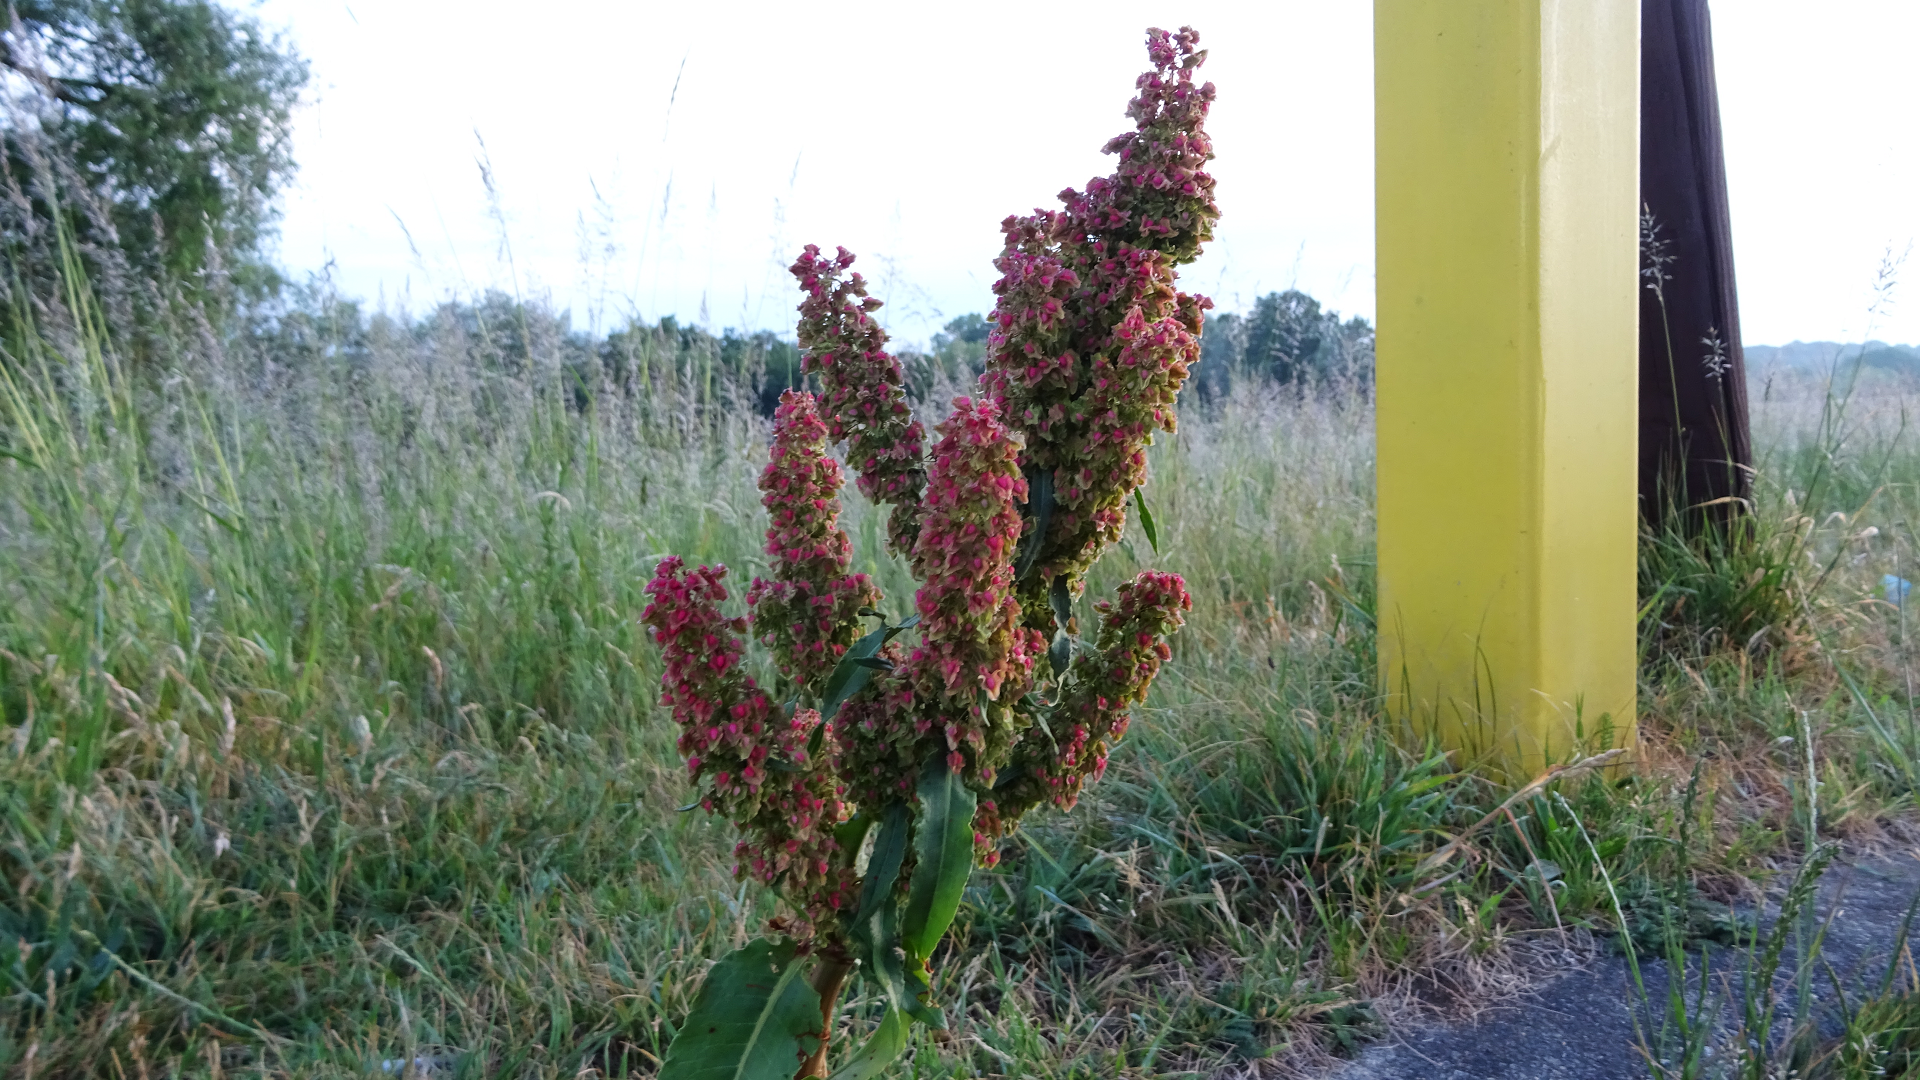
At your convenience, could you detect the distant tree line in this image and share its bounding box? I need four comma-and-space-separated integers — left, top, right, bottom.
1195, 290, 1374, 399
243, 288, 1372, 426
3, 2, 1376, 415
0, 0, 1367, 417
907, 292, 1375, 409
249, 290, 808, 419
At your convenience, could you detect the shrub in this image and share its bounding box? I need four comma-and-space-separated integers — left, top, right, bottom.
639, 26, 1219, 1080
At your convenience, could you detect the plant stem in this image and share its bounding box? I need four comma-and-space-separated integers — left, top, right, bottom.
796, 950, 854, 1080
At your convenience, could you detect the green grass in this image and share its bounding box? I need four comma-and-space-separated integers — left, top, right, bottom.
7, 256, 1920, 1079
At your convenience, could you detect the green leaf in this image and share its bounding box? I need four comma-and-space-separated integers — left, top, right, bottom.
1016, 469, 1055, 582
1047, 576, 1076, 676
1132, 488, 1159, 554
833, 812, 876, 855
846, 618, 896, 661
902, 755, 977, 966
819, 625, 887, 722
853, 805, 945, 1030
991, 764, 1027, 793
819, 667, 874, 723
1048, 575, 1074, 633
182, 492, 245, 536
1027, 706, 1059, 754
853, 804, 910, 932
826, 1009, 909, 1080
865, 890, 947, 1029
819, 616, 921, 721
658, 939, 823, 1080
1048, 629, 1073, 677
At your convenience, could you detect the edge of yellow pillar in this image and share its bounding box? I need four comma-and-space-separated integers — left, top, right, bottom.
1375, 0, 1640, 781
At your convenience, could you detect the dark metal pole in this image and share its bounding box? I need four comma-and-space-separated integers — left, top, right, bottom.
1639, 0, 1753, 526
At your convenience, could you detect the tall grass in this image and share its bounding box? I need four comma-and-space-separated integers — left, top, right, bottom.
7, 238, 1920, 1075
0, 251, 1395, 1076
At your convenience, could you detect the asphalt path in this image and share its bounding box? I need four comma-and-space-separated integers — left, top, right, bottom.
1328, 853, 1920, 1080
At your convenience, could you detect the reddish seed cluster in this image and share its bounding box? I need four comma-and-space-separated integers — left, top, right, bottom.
746, 390, 881, 697
645, 26, 1212, 943
982, 211, 1080, 478
981, 570, 1192, 860
1041, 570, 1191, 808
641, 557, 855, 936
903, 397, 1047, 783
983, 27, 1218, 617
791, 244, 927, 559
1060, 284, 1206, 569
972, 799, 1006, 866
1072, 25, 1218, 263
829, 651, 921, 812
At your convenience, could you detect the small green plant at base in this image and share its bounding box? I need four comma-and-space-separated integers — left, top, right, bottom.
640, 27, 1220, 1079
1809, 894, 1920, 1079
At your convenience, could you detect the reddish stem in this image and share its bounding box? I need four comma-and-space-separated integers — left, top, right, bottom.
795, 950, 853, 1079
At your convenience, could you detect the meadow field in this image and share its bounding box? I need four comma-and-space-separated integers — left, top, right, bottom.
6, 254, 1920, 1078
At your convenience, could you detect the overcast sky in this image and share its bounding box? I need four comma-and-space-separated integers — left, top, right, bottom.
256, 1, 1918, 348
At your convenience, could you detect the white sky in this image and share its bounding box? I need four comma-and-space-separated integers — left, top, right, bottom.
258, 1, 1918, 348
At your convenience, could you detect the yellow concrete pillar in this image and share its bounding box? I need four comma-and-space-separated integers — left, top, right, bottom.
1375, 0, 1640, 779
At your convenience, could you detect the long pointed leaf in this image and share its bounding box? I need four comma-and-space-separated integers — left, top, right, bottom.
853, 805, 945, 1029
833, 811, 875, 855
826, 1009, 908, 1080
1048, 574, 1074, 632
1016, 469, 1055, 581
820, 615, 920, 721
1132, 487, 1159, 553
1048, 629, 1073, 676
819, 624, 889, 721
1048, 576, 1075, 675
869, 897, 947, 1028
853, 804, 909, 932
659, 939, 822, 1080
902, 755, 976, 965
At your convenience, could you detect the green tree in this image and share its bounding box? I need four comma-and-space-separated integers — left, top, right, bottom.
931, 311, 989, 372
1242, 289, 1372, 385
1, 0, 306, 291
1195, 290, 1373, 399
